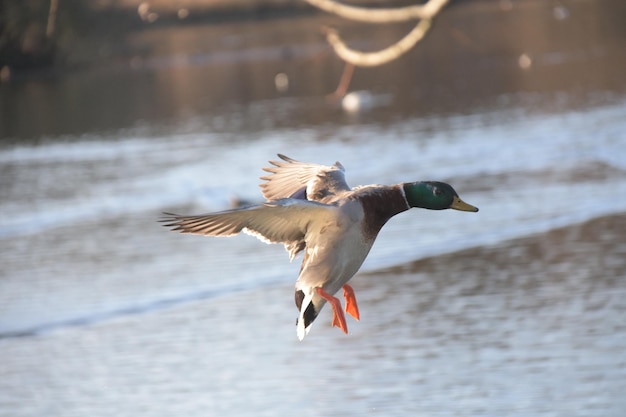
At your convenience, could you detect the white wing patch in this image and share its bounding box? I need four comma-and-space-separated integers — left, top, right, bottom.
242, 227, 275, 244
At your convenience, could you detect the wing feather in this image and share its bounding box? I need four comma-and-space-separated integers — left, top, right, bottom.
162, 198, 337, 260
260, 154, 351, 202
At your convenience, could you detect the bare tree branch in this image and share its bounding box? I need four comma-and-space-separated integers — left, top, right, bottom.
323, 18, 432, 67
327, 62, 355, 100
46, 0, 59, 38
306, 0, 450, 94
304, 0, 449, 23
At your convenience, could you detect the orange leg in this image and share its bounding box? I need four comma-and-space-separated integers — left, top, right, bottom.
316, 287, 348, 334
342, 284, 360, 321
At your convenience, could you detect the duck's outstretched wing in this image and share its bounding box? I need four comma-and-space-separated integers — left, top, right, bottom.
260, 154, 351, 203
161, 198, 336, 260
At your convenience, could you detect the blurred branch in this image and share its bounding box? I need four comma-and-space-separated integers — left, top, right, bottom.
328, 62, 355, 100
304, 0, 449, 23
323, 18, 432, 67
306, 0, 450, 95
46, 0, 59, 38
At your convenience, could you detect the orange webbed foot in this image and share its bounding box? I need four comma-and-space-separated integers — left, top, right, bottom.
342, 284, 360, 321
316, 287, 348, 334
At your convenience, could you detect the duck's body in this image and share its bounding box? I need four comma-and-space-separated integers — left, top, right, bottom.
162, 154, 478, 340
292, 184, 412, 339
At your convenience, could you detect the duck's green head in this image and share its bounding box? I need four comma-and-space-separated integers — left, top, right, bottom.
403, 181, 479, 212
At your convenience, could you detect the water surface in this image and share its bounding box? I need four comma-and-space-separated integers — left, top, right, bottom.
1, 2, 626, 416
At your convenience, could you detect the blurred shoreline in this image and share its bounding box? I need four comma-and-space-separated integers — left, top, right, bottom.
3, 0, 626, 78
2, 0, 625, 140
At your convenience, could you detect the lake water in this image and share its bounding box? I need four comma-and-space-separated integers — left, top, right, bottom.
1, 1, 626, 416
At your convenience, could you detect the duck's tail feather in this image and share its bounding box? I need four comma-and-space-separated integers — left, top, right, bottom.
295, 289, 319, 341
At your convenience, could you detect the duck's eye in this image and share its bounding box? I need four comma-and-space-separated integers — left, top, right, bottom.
433, 187, 443, 196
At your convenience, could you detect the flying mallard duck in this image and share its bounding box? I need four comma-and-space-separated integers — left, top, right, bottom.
162, 154, 478, 340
